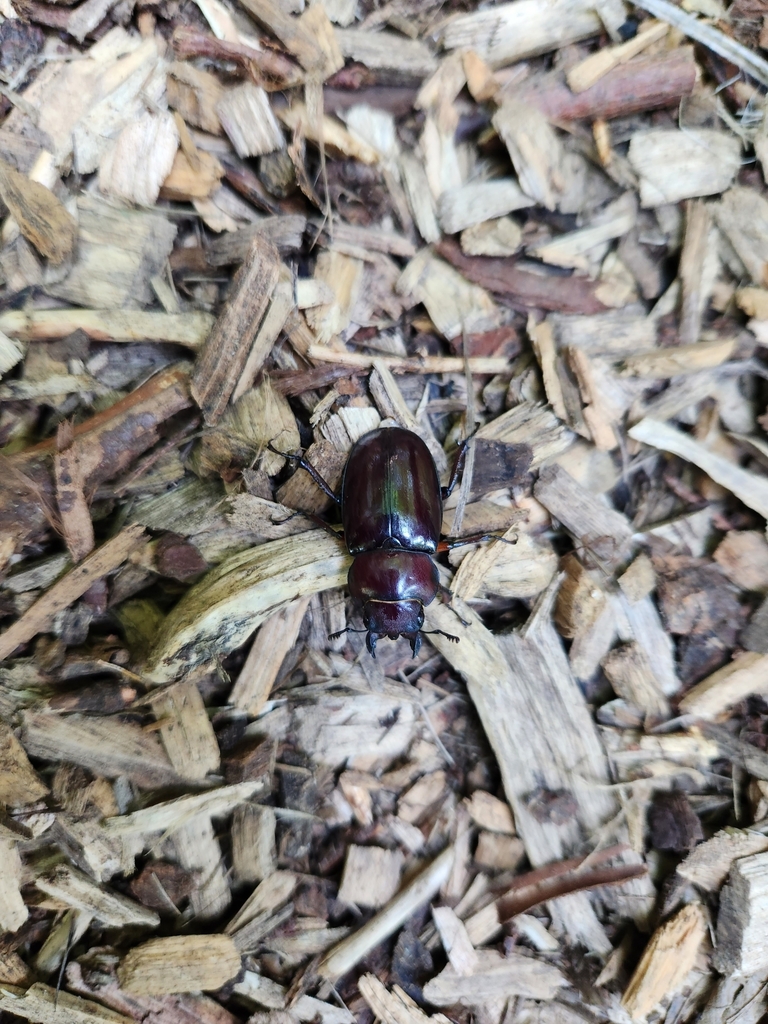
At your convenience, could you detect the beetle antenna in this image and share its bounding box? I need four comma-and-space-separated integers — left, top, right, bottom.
420, 629, 460, 643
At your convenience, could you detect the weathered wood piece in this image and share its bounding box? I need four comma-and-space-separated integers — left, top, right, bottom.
0, 719, 49, 806
534, 464, 634, 572
0, 983, 133, 1024
144, 531, 349, 682
714, 852, 768, 975
423, 589, 652, 952
338, 846, 404, 909
0, 308, 213, 346
21, 711, 181, 788
117, 935, 241, 995
629, 418, 768, 519
48, 196, 177, 309
442, 0, 603, 66
191, 235, 280, 423
505, 48, 696, 122
144, 678, 220, 779
622, 904, 708, 1020
0, 157, 76, 263
628, 130, 741, 207
0, 524, 146, 660
229, 597, 310, 716
680, 653, 768, 719
317, 847, 454, 983
677, 830, 768, 892
34, 864, 160, 928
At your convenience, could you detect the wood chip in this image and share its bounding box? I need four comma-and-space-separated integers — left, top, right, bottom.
338, 846, 404, 909
0, 524, 146, 661
117, 935, 241, 995
423, 949, 568, 1007
0, 157, 76, 263
628, 130, 741, 207
191, 234, 280, 424
629, 418, 768, 520
442, 0, 603, 66
622, 904, 708, 1020
35, 864, 160, 928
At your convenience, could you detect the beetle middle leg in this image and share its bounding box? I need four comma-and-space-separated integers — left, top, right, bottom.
270, 507, 345, 543
266, 440, 341, 504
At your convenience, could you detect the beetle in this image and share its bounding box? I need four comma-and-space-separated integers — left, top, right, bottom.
273, 425, 466, 658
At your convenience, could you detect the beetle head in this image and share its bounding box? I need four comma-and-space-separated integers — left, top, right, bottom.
363, 599, 424, 658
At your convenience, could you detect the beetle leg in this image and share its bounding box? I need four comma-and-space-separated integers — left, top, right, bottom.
328, 626, 367, 641
421, 628, 460, 643
270, 508, 344, 543
435, 584, 471, 627
440, 532, 518, 551
441, 438, 470, 501
266, 441, 341, 504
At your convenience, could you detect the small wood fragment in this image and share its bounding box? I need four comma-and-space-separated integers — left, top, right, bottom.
464, 791, 515, 835
423, 949, 567, 1007
442, 0, 602, 66
338, 846, 404, 909
566, 21, 668, 93
229, 597, 311, 716
679, 652, 768, 719
0, 983, 132, 1024
618, 554, 656, 604
34, 864, 159, 928
534, 464, 634, 571
0, 839, 26, 933
438, 180, 533, 234
628, 130, 741, 208
0, 156, 76, 263
714, 531, 768, 592
144, 678, 220, 780
317, 847, 454, 983
622, 904, 707, 1020
99, 111, 179, 207
0, 524, 146, 661
191, 234, 280, 424
217, 83, 284, 158
492, 101, 563, 211
602, 642, 670, 723
117, 935, 241, 995
714, 852, 768, 975
629, 418, 768, 520
677, 829, 768, 892
432, 906, 478, 977
232, 804, 276, 884
0, 719, 49, 806
21, 711, 180, 788
0, 308, 213, 346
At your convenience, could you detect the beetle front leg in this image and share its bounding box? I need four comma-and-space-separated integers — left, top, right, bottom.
436, 583, 470, 627
267, 441, 341, 504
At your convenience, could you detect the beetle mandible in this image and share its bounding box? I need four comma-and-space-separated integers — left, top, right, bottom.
274, 426, 466, 658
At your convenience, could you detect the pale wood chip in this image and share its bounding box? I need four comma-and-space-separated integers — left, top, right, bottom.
0, 157, 76, 264
338, 846, 404, 909
117, 935, 241, 995
622, 904, 707, 1020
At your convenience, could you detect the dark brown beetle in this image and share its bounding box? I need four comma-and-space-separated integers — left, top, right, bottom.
276, 426, 465, 657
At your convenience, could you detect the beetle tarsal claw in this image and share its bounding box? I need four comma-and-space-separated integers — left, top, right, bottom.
422, 628, 461, 643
